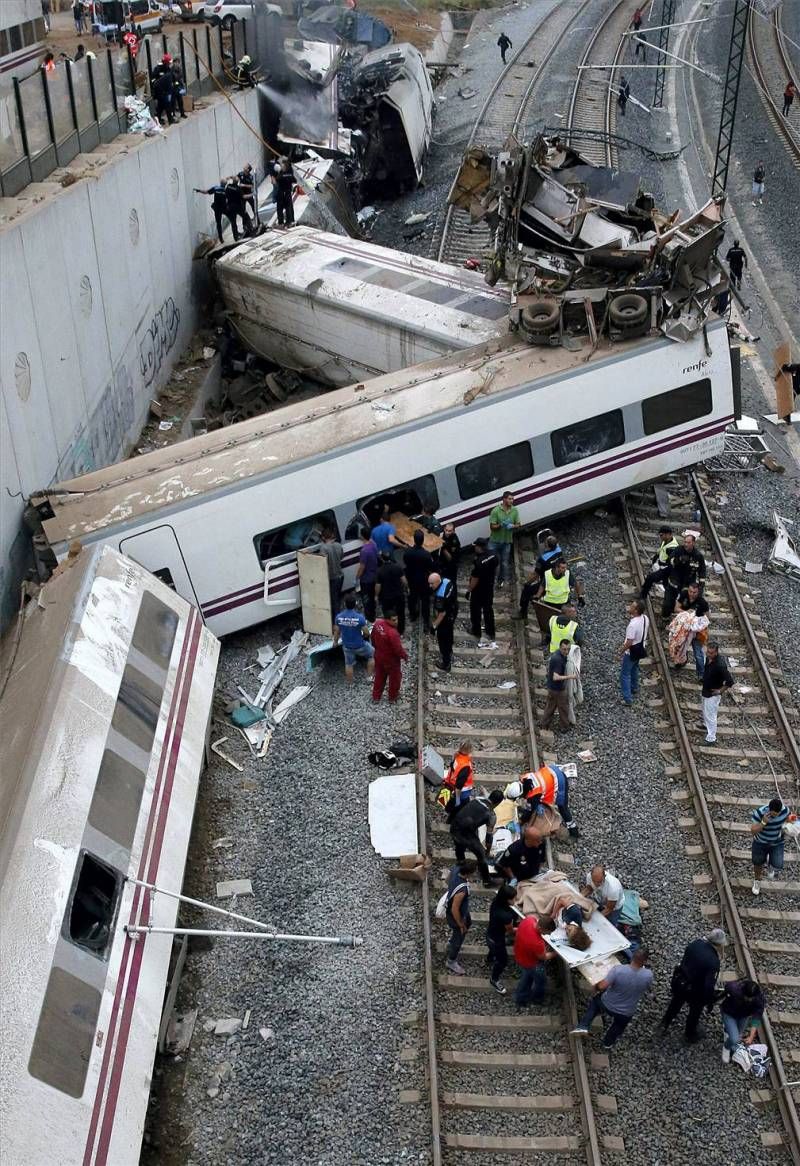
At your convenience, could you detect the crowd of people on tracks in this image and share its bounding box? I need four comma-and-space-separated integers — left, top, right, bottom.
310, 493, 794, 1067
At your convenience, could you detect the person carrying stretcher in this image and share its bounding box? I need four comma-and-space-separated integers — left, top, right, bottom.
505, 763, 580, 838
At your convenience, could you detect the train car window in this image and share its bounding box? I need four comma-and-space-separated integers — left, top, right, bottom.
641, 378, 713, 435
253, 510, 339, 566
456, 442, 533, 500
356, 475, 440, 531
65, 852, 122, 960
28, 968, 101, 1098
551, 410, 624, 467
152, 566, 176, 590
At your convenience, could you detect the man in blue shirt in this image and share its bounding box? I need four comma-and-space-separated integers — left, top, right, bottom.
751, 797, 791, 895
371, 518, 405, 557
332, 595, 374, 683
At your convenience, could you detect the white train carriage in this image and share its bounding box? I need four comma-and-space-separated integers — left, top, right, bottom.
30, 318, 738, 638
0, 546, 219, 1166
214, 226, 511, 386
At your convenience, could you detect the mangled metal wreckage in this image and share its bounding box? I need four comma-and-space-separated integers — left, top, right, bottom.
449, 134, 728, 346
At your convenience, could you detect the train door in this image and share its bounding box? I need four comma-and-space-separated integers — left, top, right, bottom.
296, 552, 332, 636
119, 525, 201, 611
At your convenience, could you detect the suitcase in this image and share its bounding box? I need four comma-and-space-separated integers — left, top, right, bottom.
421, 745, 444, 786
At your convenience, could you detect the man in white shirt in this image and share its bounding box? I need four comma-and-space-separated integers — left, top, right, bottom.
582, 865, 625, 925
620, 598, 648, 706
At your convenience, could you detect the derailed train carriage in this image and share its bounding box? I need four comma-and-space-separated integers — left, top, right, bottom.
0, 546, 218, 1165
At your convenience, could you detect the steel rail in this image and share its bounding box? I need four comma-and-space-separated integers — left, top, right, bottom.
414, 632, 442, 1166
438, 0, 595, 263
566, 0, 628, 152
747, 7, 800, 168
620, 493, 800, 1166
512, 538, 603, 1166
690, 470, 800, 783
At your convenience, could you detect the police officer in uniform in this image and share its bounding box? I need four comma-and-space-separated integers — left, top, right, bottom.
639, 525, 679, 602
663, 532, 706, 618
468, 538, 498, 643
429, 572, 458, 671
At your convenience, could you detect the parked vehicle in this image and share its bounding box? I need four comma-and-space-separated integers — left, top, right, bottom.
205, 0, 280, 30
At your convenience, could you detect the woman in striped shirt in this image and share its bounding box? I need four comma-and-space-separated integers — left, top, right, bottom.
751, 797, 791, 895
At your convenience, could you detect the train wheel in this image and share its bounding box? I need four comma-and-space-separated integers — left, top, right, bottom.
521, 298, 560, 335
609, 293, 648, 327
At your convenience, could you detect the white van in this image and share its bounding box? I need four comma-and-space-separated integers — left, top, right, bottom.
89, 0, 165, 35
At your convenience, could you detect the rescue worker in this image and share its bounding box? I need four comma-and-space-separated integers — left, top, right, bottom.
429, 572, 458, 672
659, 930, 727, 1044
508, 764, 579, 837
497, 31, 512, 64
440, 740, 474, 817
371, 610, 407, 703
449, 790, 504, 886
238, 162, 256, 219
417, 503, 443, 536
272, 156, 296, 227
639, 525, 679, 601
151, 55, 176, 125
170, 56, 188, 119
404, 529, 434, 628
725, 239, 747, 290
530, 558, 584, 642
433, 521, 461, 581
235, 53, 257, 88
468, 538, 498, 645
547, 603, 583, 654
225, 175, 253, 238
617, 76, 631, 116
663, 531, 706, 618
194, 182, 236, 243
496, 822, 547, 883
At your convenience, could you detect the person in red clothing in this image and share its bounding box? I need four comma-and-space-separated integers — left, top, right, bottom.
513, 915, 556, 1009
371, 610, 408, 702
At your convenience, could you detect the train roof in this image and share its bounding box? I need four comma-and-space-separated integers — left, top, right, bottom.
33, 319, 726, 548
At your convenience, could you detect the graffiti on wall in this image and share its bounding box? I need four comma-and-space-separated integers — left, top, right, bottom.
58, 359, 137, 480
138, 297, 181, 389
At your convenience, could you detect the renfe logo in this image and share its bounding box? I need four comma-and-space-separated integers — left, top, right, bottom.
682, 359, 710, 375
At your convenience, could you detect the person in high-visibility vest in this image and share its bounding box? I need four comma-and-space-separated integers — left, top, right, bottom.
439, 740, 474, 817
639, 525, 679, 602
506, 763, 579, 837
548, 603, 583, 654
529, 559, 583, 642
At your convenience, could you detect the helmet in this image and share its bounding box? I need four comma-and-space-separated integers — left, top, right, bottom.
162, 53, 172, 64
504, 781, 523, 800
240, 54, 251, 66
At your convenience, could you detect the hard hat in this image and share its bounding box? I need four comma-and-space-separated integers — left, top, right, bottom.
162, 53, 172, 63
240, 54, 251, 65
504, 781, 523, 800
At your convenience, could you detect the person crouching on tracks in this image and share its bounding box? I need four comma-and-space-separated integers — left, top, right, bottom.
750, 797, 791, 896
639, 525, 679, 602
572, 948, 653, 1049
511, 763, 580, 838
370, 610, 408, 703
486, 883, 518, 995
719, 978, 765, 1064
659, 929, 727, 1044
449, 790, 504, 887
438, 740, 475, 818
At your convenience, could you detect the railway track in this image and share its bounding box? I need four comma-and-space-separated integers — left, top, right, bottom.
565, 0, 630, 168
436, 0, 596, 266
414, 555, 622, 1163
748, 7, 800, 171
620, 472, 800, 1164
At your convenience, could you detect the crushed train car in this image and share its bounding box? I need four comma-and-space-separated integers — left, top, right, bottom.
214, 226, 510, 386
449, 135, 728, 345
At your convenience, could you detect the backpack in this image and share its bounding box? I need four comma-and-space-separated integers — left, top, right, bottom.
435, 881, 467, 920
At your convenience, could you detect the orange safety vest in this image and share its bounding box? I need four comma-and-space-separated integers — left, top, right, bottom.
521, 765, 557, 805
444, 751, 474, 793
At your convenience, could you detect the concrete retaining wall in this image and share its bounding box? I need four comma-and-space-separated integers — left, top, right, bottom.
0, 87, 264, 626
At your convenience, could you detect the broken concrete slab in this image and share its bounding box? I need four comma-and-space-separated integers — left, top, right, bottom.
215, 878, 254, 899
213, 1018, 242, 1036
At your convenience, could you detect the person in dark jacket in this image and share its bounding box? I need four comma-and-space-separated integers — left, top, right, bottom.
151, 57, 176, 124
701, 641, 733, 744
404, 529, 434, 628
238, 163, 256, 219
663, 532, 706, 617
170, 57, 187, 119
497, 32, 512, 64
485, 882, 518, 994
272, 156, 296, 227
726, 240, 747, 290
195, 183, 235, 242
468, 538, 498, 643
659, 929, 726, 1042
225, 176, 253, 238
375, 552, 407, 634
617, 76, 631, 116
720, 978, 765, 1063
433, 522, 461, 581
449, 790, 504, 885
429, 571, 458, 671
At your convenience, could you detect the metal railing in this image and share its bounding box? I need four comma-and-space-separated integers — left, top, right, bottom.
0, 21, 250, 198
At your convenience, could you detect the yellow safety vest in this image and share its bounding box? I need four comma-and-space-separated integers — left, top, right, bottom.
543, 568, 570, 606
549, 617, 578, 654
657, 537, 679, 565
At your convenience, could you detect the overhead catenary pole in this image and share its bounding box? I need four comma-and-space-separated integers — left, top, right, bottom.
652, 0, 676, 108
711, 0, 751, 197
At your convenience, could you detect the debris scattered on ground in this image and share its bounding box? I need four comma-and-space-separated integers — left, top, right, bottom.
458, 86, 477, 99
165, 1009, 197, 1056
211, 836, 234, 849
744, 561, 763, 573
577, 749, 597, 763
368, 773, 418, 857
211, 737, 244, 771
216, 879, 254, 899
496, 680, 516, 689
213, 1018, 243, 1036
259, 1027, 274, 1042
404, 212, 431, 225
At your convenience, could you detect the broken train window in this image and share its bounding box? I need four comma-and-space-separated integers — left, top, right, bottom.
253, 511, 340, 566
64, 852, 122, 960
551, 410, 625, 468
456, 442, 534, 501
347, 475, 440, 538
